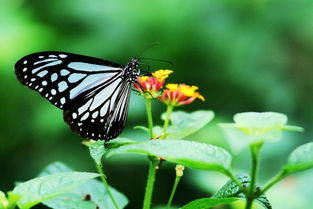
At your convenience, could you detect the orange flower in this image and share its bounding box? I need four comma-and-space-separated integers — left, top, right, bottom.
134, 70, 173, 98
159, 83, 205, 106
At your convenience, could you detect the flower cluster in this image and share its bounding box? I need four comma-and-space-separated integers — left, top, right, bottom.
159, 84, 205, 106
134, 70, 173, 98
134, 70, 205, 106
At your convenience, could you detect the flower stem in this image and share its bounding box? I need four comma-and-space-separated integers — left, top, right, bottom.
167, 175, 181, 208
245, 198, 253, 209
143, 98, 158, 209
248, 143, 262, 195
145, 98, 155, 138
163, 105, 174, 137
95, 163, 120, 209
259, 170, 289, 196
143, 159, 158, 209
244, 142, 263, 209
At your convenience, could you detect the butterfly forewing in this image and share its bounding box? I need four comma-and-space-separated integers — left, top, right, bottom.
15, 51, 123, 109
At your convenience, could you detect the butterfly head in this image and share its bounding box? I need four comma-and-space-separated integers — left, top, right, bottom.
124, 58, 140, 82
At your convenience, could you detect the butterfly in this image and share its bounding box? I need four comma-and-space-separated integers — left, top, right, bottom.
15, 51, 141, 141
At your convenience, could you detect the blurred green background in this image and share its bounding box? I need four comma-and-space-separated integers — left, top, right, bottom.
1, 0, 313, 208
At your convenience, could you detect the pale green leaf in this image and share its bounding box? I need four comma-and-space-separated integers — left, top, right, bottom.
160, 110, 214, 139
284, 142, 313, 173
106, 140, 232, 174
12, 172, 99, 209
40, 162, 128, 209
219, 112, 303, 152
180, 198, 238, 209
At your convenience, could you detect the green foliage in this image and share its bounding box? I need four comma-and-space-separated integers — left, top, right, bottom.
106, 139, 232, 175
12, 171, 100, 209
284, 142, 313, 173
152, 110, 214, 139
137, 110, 214, 139
219, 112, 303, 152
180, 198, 238, 209
0, 191, 19, 209
161, 110, 214, 139
39, 162, 128, 209
213, 175, 272, 209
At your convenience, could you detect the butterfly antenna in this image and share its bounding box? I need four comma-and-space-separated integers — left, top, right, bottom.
136, 42, 160, 57
138, 57, 175, 67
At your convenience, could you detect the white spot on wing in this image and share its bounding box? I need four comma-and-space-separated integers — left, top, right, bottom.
92, 111, 98, 118
58, 81, 68, 92
51, 73, 58, 82
51, 89, 57, 95
72, 113, 77, 119
59, 54, 67, 58
23, 60, 27, 64
38, 70, 48, 77
60, 97, 66, 104
81, 112, 90, 121
42, 81, 47, 86
61, 69, 70, 76
23, 68, 27, 72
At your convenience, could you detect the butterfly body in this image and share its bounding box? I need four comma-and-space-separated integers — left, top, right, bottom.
15, 51, 140, 141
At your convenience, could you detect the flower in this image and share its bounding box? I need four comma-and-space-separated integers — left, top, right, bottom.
158, 83, 205, 106
134, 69, 173, 98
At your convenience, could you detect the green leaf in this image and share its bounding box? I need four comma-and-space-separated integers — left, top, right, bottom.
89, 141, 106, 164
160, 110, 214, 139
39, 162, 128, 209
12, 171, 100, 209
6, 192, 20, 209
88, 138, 137, 164
213, 174, 272, 209
180, 198, 238, 209
106, 140, 232, 174
284, 142, 313, 173
219, 112, 303, 152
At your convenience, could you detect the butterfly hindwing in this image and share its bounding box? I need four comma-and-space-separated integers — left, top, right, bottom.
14, 51, 123, 109
63, 77, 132, 140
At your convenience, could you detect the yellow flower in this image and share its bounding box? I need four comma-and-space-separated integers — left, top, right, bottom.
137, 76, 149, 82
159, 83, 205, 106
152, 69, 173, 80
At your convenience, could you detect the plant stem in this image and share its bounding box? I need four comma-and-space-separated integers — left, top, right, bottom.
95, 163, 120, 209
167, 175, 181, 208
259, 170, 289, 196
142, 98, 158, 209
143, 159, 158, 209
163, 105, 174, 137
248, 143, 262, 195
245, 198, 253, 209
145, 98, 155, 138
244, 142, 263, 209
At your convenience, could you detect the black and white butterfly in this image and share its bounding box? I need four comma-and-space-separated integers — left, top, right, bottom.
15, 51, 141, 141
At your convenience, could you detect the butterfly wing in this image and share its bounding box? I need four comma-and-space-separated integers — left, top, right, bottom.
14, 51, 123, 109
63, 77, 133, 140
